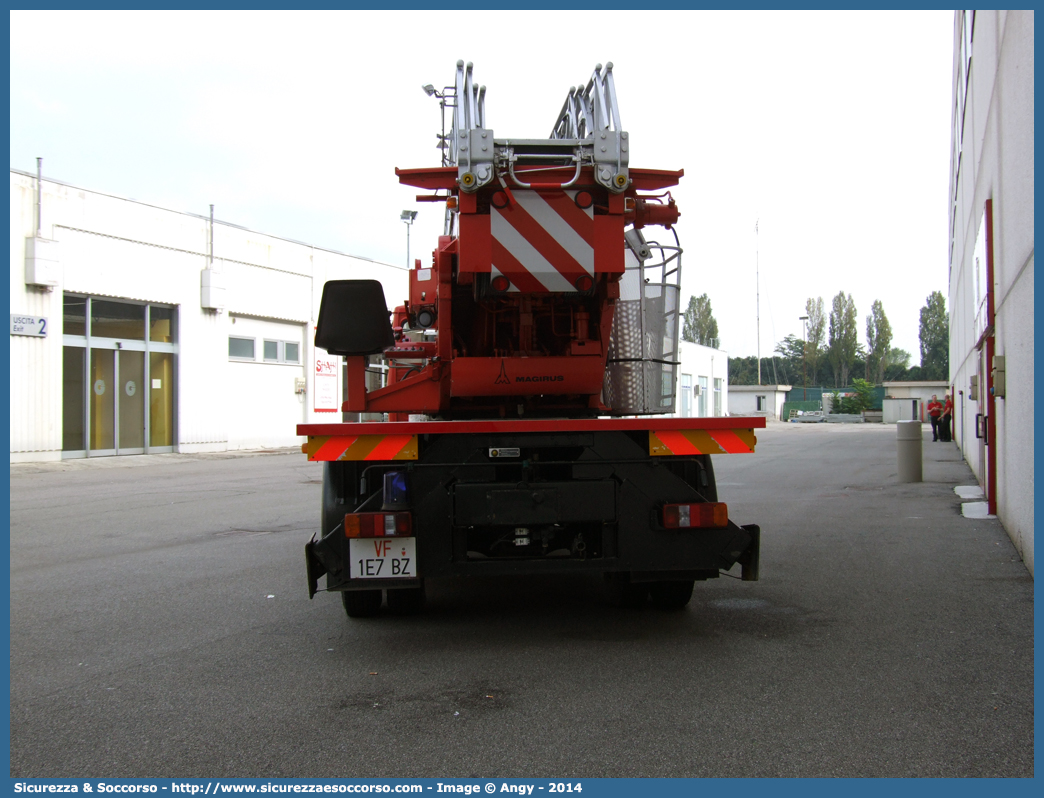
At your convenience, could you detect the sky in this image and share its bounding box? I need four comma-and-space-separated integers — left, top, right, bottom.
9, 9, 955, 360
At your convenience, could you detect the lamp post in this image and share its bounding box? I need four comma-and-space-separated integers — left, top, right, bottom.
799, 315, 809, 401
400, 210, 417, 269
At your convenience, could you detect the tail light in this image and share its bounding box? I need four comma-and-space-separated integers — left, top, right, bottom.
344, 512, 413, 538
662, 502, 728, 529
491, 275, 510, 292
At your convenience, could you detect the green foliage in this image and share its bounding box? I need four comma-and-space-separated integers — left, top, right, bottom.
728, 355, 782, 386
882, 348, 912, 381
830, 380, 873, 414
828, 292, 859, 387
850, 378, 875, 411
865, 300, 893, 383
731, 292, 943, 388
682, 293, 719, 346
774, 334, 804, 385
804, 297, 826, 385
919, 291, 949, 379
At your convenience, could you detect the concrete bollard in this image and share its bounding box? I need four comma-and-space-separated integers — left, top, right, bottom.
896, 420, 923, 482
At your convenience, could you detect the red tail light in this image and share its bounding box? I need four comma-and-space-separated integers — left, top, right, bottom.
662, 502, 728, 529
343, 512, 413, 538
491, 275, 510, 292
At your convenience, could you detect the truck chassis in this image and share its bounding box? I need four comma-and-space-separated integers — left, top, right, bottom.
302, 416, 763, 616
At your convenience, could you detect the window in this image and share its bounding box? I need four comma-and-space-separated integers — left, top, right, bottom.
698, 376, 708, 417
680, 374, 692, 417
91, 299, 145, 340
260, 340, 300, 364
229, 337, 255, 359
756, 394, 766, 412
150, 306, 175, 343
714, 379, 723, 417
63, 295, 86, 336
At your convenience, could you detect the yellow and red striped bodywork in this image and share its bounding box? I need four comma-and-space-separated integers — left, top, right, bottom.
648, 428, 758, 456
302, 434, 418, 462
299, 417, 764, 462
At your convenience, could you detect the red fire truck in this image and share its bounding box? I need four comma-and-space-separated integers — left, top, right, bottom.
300, 61, 763, 617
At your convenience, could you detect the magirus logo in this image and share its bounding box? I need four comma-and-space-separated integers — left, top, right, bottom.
495, 360, 511, 385
494, 360, 565, 385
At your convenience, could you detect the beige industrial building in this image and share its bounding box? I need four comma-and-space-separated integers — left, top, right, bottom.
946, 10, 1033, 575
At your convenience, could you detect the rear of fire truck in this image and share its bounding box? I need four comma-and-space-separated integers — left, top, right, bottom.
300, 61, 763, 617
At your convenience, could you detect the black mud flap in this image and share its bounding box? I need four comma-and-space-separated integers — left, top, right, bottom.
738, 524, 760, 582
716, 522, 760, 581
307, 523, 349, 598
305, 538, 327, 600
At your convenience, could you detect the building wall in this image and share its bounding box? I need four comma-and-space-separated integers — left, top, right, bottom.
882, 381, 949, 423
728, 386, 790, 421
673, 341, 728, 417
947, 11, 1034, 574
10, 170, 408, 461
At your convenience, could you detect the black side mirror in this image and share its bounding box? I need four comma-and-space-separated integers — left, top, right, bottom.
314, 280, 394, 356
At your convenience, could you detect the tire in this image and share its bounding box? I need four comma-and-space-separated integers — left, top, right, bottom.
386, 582, 426, 615
649, 579, 695, 610
342, 589, 382, 618
321, 462, 345, 537
604, 572, 649, 608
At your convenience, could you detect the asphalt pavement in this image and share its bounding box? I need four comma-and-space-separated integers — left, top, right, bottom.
8, 423, 1034, 778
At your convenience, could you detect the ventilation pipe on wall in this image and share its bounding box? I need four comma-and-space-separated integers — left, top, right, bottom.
25, 157, 59, 288
201, 203, 225, 311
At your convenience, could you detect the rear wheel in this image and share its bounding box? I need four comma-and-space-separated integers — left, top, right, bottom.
342, 589, 382, 618
649, 579, 695, 610
387, 582, 426, 615
604, 572, 649, 608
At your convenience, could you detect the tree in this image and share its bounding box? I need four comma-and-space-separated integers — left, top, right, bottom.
682, 294, 719, 346
882, 347, 912, 381
728, 355, 781, 386
804, 297, 826, 385
919, 291, 949, 380
827, 292, 859, 387
865, 300, 893, 384
836, 378, 875, 414
774, 334, 804, 384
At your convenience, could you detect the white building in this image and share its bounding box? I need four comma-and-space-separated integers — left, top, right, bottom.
728, 384, 792, 421
672, 340, 729, 418
881, 380, 950, 424
11, 169, 408, 462
946, 11, 1033, 575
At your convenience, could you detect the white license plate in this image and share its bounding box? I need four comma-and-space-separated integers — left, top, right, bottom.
349, 537, 417, 579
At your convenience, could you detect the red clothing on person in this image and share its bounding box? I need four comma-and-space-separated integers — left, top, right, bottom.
927, 399, 943, 417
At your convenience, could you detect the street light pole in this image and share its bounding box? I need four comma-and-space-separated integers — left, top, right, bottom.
400, 210, 417, 269
799, 315, 809, 401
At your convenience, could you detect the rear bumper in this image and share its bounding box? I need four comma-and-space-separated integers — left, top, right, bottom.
304, 426, 761, 598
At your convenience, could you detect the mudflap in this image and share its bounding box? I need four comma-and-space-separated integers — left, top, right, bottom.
305, 538, 327, 599
738, 524, 760, 581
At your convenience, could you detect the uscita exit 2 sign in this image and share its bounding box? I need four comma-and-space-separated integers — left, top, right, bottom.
10, 315, 47, 337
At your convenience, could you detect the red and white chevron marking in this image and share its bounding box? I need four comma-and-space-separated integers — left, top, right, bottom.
491, 190, 594, 292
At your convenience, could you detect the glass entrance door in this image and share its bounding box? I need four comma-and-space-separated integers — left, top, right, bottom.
119, 350, 145, 453
89, 349, 115, 453
88, 348, 145, 455
63, 296, 177, 458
